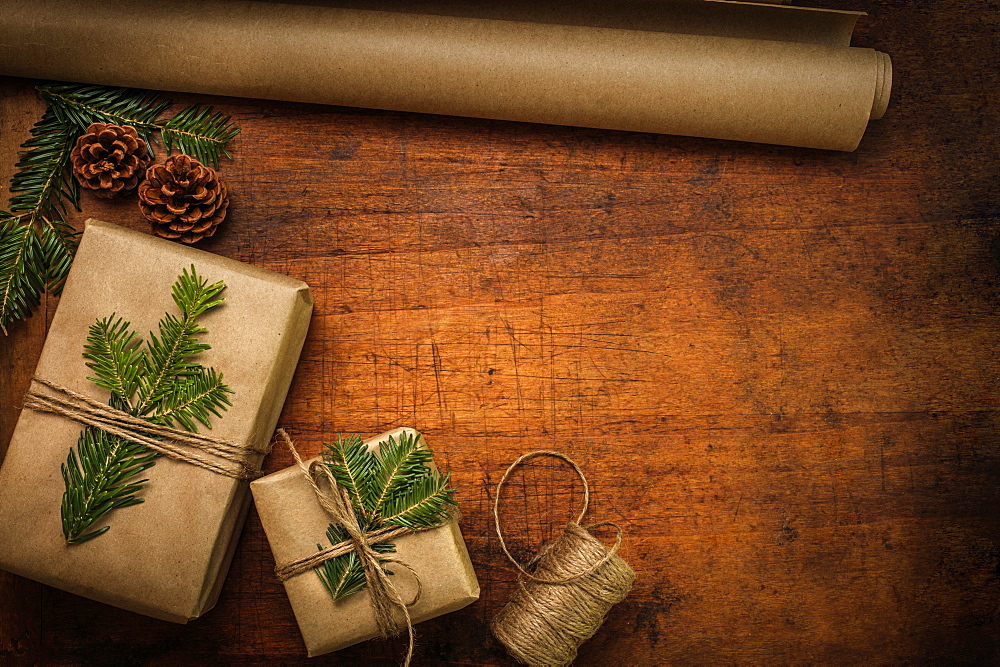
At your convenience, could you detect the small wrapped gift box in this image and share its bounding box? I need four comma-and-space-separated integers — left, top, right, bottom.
0, 219, 312, 622
251, 427, 480, 657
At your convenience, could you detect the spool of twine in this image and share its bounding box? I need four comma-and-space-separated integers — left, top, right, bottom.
491, 451, 635, 667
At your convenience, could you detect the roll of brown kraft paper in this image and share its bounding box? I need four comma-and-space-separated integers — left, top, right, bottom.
0, 0, 891, 150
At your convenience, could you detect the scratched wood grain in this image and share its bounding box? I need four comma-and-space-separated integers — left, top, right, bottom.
1, 0, 998, 663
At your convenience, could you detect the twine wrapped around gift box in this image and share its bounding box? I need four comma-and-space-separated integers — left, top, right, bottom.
24, 377, 269, 481
266, 429, 468, 665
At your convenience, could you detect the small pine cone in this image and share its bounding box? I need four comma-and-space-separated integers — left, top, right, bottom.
138, 154, 229, 244
70, 123, 150, 198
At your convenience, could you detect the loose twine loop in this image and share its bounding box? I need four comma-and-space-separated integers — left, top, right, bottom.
491, 450, 635, 667
275, 429, 442, 667
23, 377, 268, 479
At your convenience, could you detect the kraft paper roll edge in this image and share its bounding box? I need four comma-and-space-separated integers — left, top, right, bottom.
871, 50, 893, 120
297, 0, 865, 48
0, 0, 892, 151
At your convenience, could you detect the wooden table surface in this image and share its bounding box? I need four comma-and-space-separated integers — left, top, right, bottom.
1, 0, 998, 664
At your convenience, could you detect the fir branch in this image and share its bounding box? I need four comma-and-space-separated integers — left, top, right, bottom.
322, 434, 377, 518
161, 105, 240, 166
0, 218, 44, 334
83, 315, 144, 405
40, 85, 167, 137
315, 432, 456, 602
0, 104, 81, 332
38, 217, 78, 295
367, 431, 435, 515
136, 266, 226, 414
8, 106, 80, 218
61, 267, 232, 544
153, 368, 233, 432
318, 545, 367, 600
317, 517, 397, 601
40, 84, 239, 167
379, 472, 456, 530
61, 426, 157, 544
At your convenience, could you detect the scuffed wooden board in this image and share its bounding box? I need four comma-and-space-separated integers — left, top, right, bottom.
1, 0, 999, 662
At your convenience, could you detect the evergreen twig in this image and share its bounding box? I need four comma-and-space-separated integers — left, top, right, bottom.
0, 103, 81, 333
61, 266, 233, 544
315, 432, 457, 601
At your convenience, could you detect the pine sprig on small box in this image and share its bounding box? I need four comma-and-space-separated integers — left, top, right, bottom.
315, 432, 457, 600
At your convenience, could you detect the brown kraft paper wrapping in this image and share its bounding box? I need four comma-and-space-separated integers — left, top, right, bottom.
251, 427, 480, 657
0, 220, 313, 623
0, 0, 891, 150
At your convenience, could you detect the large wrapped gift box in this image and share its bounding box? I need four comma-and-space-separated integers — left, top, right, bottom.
0, 219, 313, 622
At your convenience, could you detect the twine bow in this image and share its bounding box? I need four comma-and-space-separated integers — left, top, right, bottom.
274, 429, 424, 667
23, 377, 267, 479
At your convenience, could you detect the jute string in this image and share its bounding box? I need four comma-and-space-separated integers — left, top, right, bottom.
23, 377, 267, 479
491, 451, 635, 667
274, 429, 437, 667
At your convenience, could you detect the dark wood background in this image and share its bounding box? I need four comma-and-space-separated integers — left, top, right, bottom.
2, 0, 998, 663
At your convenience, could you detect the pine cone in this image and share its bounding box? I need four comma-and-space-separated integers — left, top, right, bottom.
70, 123, 150, 198
138, 154, 229, 244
